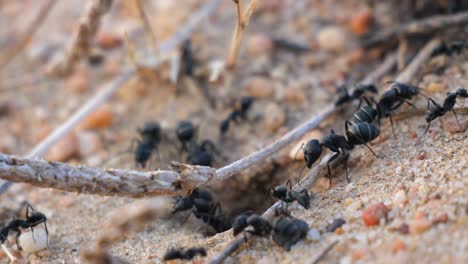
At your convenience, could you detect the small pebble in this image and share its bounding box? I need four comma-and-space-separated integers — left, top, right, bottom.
432, 213, 448, 225
244, 77, 276, 99
426, 82, 445, 93
97, 32, 122, 49
392, 189, 407, 208
78, 106, 113, 130
45, 132, 78, 162
326, 218, 346, 232
247, 34, 274, 57
282, 86, 306, 104
351, 249, 366, 261
18, 229, 48, 254
410, 219, 432, 234
416, 152, 426, 160
307, 228, 321, 241
362, 202, 389, 226
77, 131, 102, 157
398, 223, 410, 234
66, 70, 89, 93
391, 239, 406, 254
317, 26, 346, 52
263, 103, 286, 132
335, 227, 344, 235
349, 10, 373, 35
347, 199, 362, 212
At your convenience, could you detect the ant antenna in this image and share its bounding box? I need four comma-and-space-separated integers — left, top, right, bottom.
293, 143, 305, 161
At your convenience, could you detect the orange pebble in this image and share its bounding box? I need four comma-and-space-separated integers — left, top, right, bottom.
349, 10, 373, 35
351, 249, 366, 261
78, 107, 113, 130
97, 32, 122, 49
391, 239, 406, 254
362, 202, 389, 226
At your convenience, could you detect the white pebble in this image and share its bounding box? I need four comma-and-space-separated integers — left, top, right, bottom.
307, 228, 321, 241
392, 189, 407, 208
18, 229, 48, 254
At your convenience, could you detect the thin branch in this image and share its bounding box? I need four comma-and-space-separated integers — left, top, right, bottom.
80, 197, 172, 263
312, 240, 339, 264
362, 11, 468, 47
208, 52, 400, 264
48, 0, 114, 77
0, 0, 57, 70
0, 0, 223, 196
395, 38, 440, 83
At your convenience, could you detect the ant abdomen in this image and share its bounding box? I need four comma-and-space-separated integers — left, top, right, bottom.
351, 105, 377, 124
346, 122, 380, 145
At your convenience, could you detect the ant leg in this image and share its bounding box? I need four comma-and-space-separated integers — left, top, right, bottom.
285, 179, 292, 190
343, 154, 350, 183
326, 152, 340, 189
14, 231, 22, 250
423, 122, 431, 136
388, 115, 396, 138
452, 110, 464, 131
44, 221, 50, 250
296, 165, 307, 183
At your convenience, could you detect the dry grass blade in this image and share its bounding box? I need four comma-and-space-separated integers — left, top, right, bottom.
136, 0, 158, 56
312, 240, 339, 264
0, 0, 57, 70
226, 0, 261, 68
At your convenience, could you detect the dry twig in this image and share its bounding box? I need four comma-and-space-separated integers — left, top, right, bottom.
362, 11, 468, 47
80, 197, 172, 263
0, 0, 224, 195
312, 240, 339, 264
47, 0, 113, 77
0, 0, 57, 70
226, 0, 261, 68
135, 0, 158, 56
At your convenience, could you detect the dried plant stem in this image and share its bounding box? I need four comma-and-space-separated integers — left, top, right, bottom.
363, 11, 468, 47
48, 0, 113, 77
1, 244, 16, 263
0, 0, 57, 70
226, 0, 260, 68
136, 0, 158, 56
80, 197, 172, 263
0, 0, 223, 196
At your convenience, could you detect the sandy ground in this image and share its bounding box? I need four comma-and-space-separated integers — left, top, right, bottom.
0, 0, 467, 263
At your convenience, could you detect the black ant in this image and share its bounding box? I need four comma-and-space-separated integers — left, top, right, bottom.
134, 121, 161, 168
186, 139, 220, 166
301, 122, 380, 187
424, 88, 467, 134
431, 40, 468, 57
220, 96, 254, 136
232, 213, 272, 238
0, 203, 48, 250
335, 83, 378, 106
172, 188, 231, 233
375, 81, 422, 136
163, 247, 206, 261
181, 40, 197, 77
351, 96, 378, 124
232, 210, 254, 236
270, 180, 310, 209
176, 120, 196, 151
271, 216, 309, 251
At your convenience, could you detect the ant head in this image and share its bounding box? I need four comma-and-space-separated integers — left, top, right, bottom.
140, 122, 161, 137
456, 88, 467, 97
240, 96, 254, 112
303, 139, 322, 168
176, 121, 195, 141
